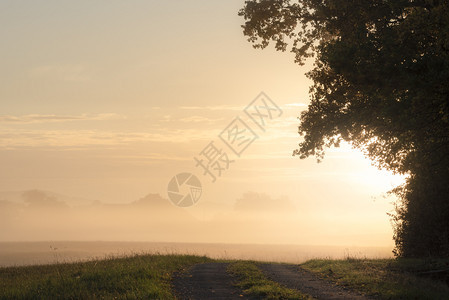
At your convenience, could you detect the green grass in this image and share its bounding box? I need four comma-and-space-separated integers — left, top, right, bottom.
3, 254, 449, 300
0, 254, 211, 299
227, 261, 312, 300
302, 258, 449, 300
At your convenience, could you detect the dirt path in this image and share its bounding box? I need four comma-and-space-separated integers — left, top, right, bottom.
259, 263, 371, 300
172, 262, 372, 300
172, 262, 247, 300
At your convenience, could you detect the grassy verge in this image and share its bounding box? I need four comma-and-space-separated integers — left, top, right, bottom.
4, 254, 449, 300
302, 258, 449, 299
228, 261, 312, 300
0, 254, 211, 299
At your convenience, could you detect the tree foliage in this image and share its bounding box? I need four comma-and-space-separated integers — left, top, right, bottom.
239, 0, 449, 257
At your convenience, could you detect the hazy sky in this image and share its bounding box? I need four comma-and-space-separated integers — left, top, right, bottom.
0, 1, 405, 247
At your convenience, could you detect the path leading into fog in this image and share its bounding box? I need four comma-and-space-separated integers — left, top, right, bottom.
172, 262, 371, 300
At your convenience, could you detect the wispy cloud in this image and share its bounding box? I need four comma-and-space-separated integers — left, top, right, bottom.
179, 103, 307, 112
179, 116, 225, 123
179, 105, 243, 111
0, 127, 218, 149
0, 113, 125, 124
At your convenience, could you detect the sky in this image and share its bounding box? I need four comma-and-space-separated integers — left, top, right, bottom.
0, 1, 405, 248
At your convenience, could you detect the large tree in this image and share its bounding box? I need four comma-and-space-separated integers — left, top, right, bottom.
239, 0, 449, 257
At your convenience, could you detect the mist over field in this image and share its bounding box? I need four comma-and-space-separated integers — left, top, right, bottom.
1, 189, 392, 246
0, 189, 393, 267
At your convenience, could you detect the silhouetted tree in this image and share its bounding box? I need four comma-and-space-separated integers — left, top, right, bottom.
239, 0, 449, 257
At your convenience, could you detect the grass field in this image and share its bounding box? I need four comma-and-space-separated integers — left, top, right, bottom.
0, 254, 211, 299
1, 254, 449, 299
302, 258, 449, 299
